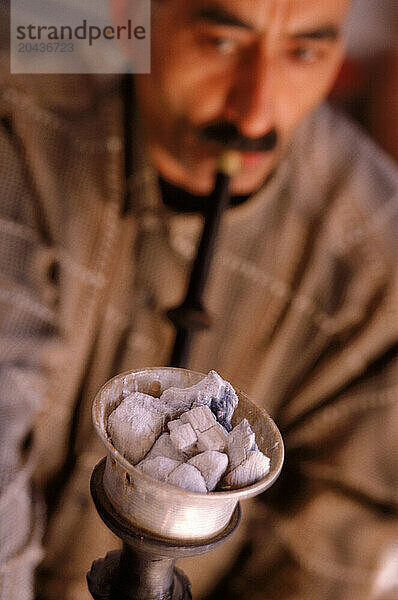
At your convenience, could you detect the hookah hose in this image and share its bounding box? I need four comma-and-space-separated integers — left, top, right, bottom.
168, 152, 241, 368
120, 74, 241, 368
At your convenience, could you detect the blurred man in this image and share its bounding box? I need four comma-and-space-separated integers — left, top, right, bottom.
131, 0, 348, 194
0, 1, 397, 599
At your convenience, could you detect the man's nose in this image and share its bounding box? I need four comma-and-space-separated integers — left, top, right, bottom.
225, 47, 276, 139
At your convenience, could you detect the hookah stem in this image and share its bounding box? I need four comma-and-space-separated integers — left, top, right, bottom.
169, 170, 231, 368
122, 72, 134, 216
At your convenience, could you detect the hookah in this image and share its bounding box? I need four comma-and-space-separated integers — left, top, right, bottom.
87, 75, 284, 600
87, 368, 283, 600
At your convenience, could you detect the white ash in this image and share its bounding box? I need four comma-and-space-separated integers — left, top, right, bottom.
188, 451, 228, 491
226, 418, 258, 472
108, 371, 271, 493
224, 451, 270, 489
196, 422, 228, 453
159, 370, 225, 411
168, 405, 228, 456
167, 463, 207, 493
180, 405, 217, 433
108, 391, 172, 465
167, 419, 180, 432
138, 456, 181, 483
137, 433, 184, 464
169, 421, 197, 453
159, 370, 238, 431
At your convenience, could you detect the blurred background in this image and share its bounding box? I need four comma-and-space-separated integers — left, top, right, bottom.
331, 0, 398, 163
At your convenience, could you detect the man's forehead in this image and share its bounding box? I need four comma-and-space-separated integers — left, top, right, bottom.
182, 0, 351, 33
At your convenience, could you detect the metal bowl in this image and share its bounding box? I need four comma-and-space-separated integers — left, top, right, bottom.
92, 367, 284, 542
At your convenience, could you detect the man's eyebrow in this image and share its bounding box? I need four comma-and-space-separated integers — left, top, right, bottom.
291, 26, 341, 41
193, 7, 254, 31
192, 10, 340, 40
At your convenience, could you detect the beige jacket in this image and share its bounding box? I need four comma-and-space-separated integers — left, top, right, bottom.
0, 71, 398, 600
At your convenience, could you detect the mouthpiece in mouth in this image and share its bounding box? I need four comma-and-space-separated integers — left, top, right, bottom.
217, 151, 242, 177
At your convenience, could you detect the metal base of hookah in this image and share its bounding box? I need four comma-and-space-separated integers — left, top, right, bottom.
87, 459, 241, 600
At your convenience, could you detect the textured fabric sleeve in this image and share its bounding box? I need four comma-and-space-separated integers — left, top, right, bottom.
204, 111, 398, 600
0, 116, 57, 599
269, 344, 398, 600
206, 290, 398, 600
267, 113, 398, 600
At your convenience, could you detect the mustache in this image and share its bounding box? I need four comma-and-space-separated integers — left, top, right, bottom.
200, 122, 278, 153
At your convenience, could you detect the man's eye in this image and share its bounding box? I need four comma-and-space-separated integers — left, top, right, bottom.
210, 37, 238, 55
290, 46, 322, 64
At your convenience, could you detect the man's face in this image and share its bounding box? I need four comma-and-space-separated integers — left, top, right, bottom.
132, 0, 350, 194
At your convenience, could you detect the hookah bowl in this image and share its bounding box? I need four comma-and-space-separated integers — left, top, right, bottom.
87, 367, 284, 600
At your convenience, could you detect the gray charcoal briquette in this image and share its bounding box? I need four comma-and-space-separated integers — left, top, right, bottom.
167, 463, 207, 493
138, 456, 181, 482
188, 451, 228, 491
196, 422, 228, 452
169, 422, 198, 452
224, 451, 270, 489
180, 405, 216, 433
160, 370, 227, 414
138, 433, 184, 464
226, 418, 256, 471
108, 392, 168, 465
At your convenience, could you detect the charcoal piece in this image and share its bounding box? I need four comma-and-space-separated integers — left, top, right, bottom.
167, 419, 180, 432
210, 399, 231, 432
196, 422, 228, 452
112, 371, 271, 493
209, 383, 238, 431
180, 405, 217, 434
138, 433, 184, 464
223, 451, 270, 489
167, 463, 207, 493
169, 422, 198, 452
160, 370, 227, 415
226, 418, 257, 471
188, 451, 228, 491
226, 444, 246, 472
108, 392, 170, 465
138, 456, 181, 482
123, 391, 174, 418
